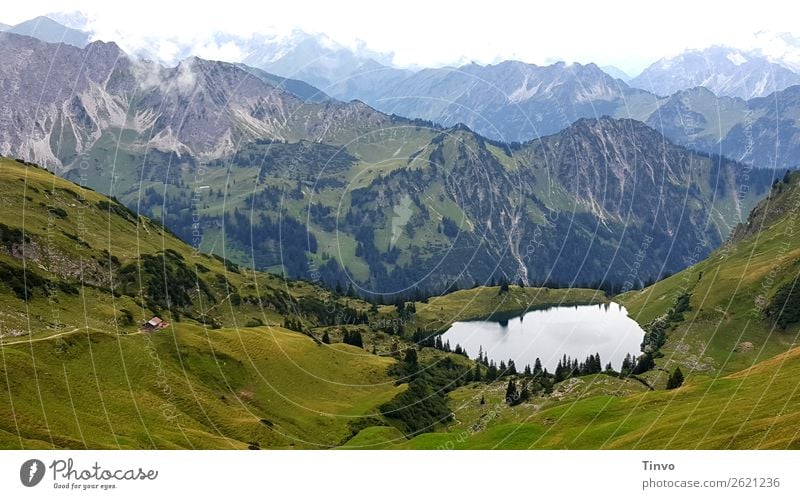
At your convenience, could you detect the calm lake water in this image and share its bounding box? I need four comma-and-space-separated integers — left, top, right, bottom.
440, 303, 644, 372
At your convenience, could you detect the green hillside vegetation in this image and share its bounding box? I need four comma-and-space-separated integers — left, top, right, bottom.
409, 285, 606, 331
391, 343, 800, 448
619, 171, 800, 380
2, 158, 798, 450
0, 158, 410, 448
65, 114, 774, 298
0, 157, 548, 449
0, 324, 403, 449
0, 157, 376, 337
342, 174, 800, 449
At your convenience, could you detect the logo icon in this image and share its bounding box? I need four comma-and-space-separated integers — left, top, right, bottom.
20, 459, 45, 487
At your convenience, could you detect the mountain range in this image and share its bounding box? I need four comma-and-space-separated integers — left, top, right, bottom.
342, 61, 800, 169
0, 14, 799, 452
3, 15, 800, 170
631, 46, 800, 99
0, 31, 778, 296
0, 15, 90, 47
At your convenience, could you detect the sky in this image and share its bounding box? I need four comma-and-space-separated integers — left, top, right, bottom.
2, 0, 800, 75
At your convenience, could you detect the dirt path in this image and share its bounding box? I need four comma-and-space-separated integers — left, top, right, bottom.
0, 327, 142, 347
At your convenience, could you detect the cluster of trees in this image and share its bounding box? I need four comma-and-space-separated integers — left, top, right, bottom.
483, 358, 516, 381
118, 250, 216, 313
504, 379, 532, 406
765, 280, 800, 328
319, 328, 364, 348
342, 329, 364, 348
0, 222, 28, 256
380, 355, 472, 435
554, 353, 605, 382
666, 366, 684, 389
473, 347, 540, 383
309, 203, 336, 231
241, 139, 356, 183
439, 216, 460, 238
283, 316, 307, 333
0, 261, 53, 300
638, 292, 693, 373
619, 352, 655, 376
410, 329, 468, 357
295, 295, 369, 327
243, 185, 282, 210
224, 208, 317, 276
354, 223, 400, 267
396, 301, 416, 320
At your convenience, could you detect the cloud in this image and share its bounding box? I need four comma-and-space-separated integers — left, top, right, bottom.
193, 39, 246, 63
3, 0, 800, 76
751, 31, 800, 71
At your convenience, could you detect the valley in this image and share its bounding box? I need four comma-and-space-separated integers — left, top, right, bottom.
0, 158, 798, 449
0, 16, 799, 455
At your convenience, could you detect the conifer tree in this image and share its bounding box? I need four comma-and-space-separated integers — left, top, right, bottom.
505, 379, 518, 404
666, 366, 684, 389
507, 359, 517, 375
473, 364, 482, 382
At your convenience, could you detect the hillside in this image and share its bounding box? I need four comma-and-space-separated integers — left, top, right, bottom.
0, 34, 777, 296
304, 56, 800, 170
619, 171, 800, 378
67, 114, 774, 296
392, 343, 800, 449
0, 157, 408, 449
4, 16, 89, 48
345, 173, 800, 449
1, 158, 797, 450
356, 60, 644, 142
635, 85, 800, 169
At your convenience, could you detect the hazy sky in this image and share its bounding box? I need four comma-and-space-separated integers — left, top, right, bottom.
3, 0, 800, 75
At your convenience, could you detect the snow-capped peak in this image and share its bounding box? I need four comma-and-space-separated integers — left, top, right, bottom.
726, 50, 748, 66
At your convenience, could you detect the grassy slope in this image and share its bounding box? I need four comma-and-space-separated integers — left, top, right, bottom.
397, 344, 800, 448
349, 341, 800, 449
4, 157, 798, 450
0, 158, 404, 449
0, 157, 374, 336
345, 175, 800, 449
407, 285, 606, 331
0, 325, 402, 449
619, 173, 800, 381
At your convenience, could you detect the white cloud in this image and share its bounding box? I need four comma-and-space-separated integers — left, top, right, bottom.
751, 31, 800, 71
3, 0, 799, 74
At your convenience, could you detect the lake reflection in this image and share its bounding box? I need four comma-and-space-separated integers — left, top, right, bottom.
440, 302, 644, 372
